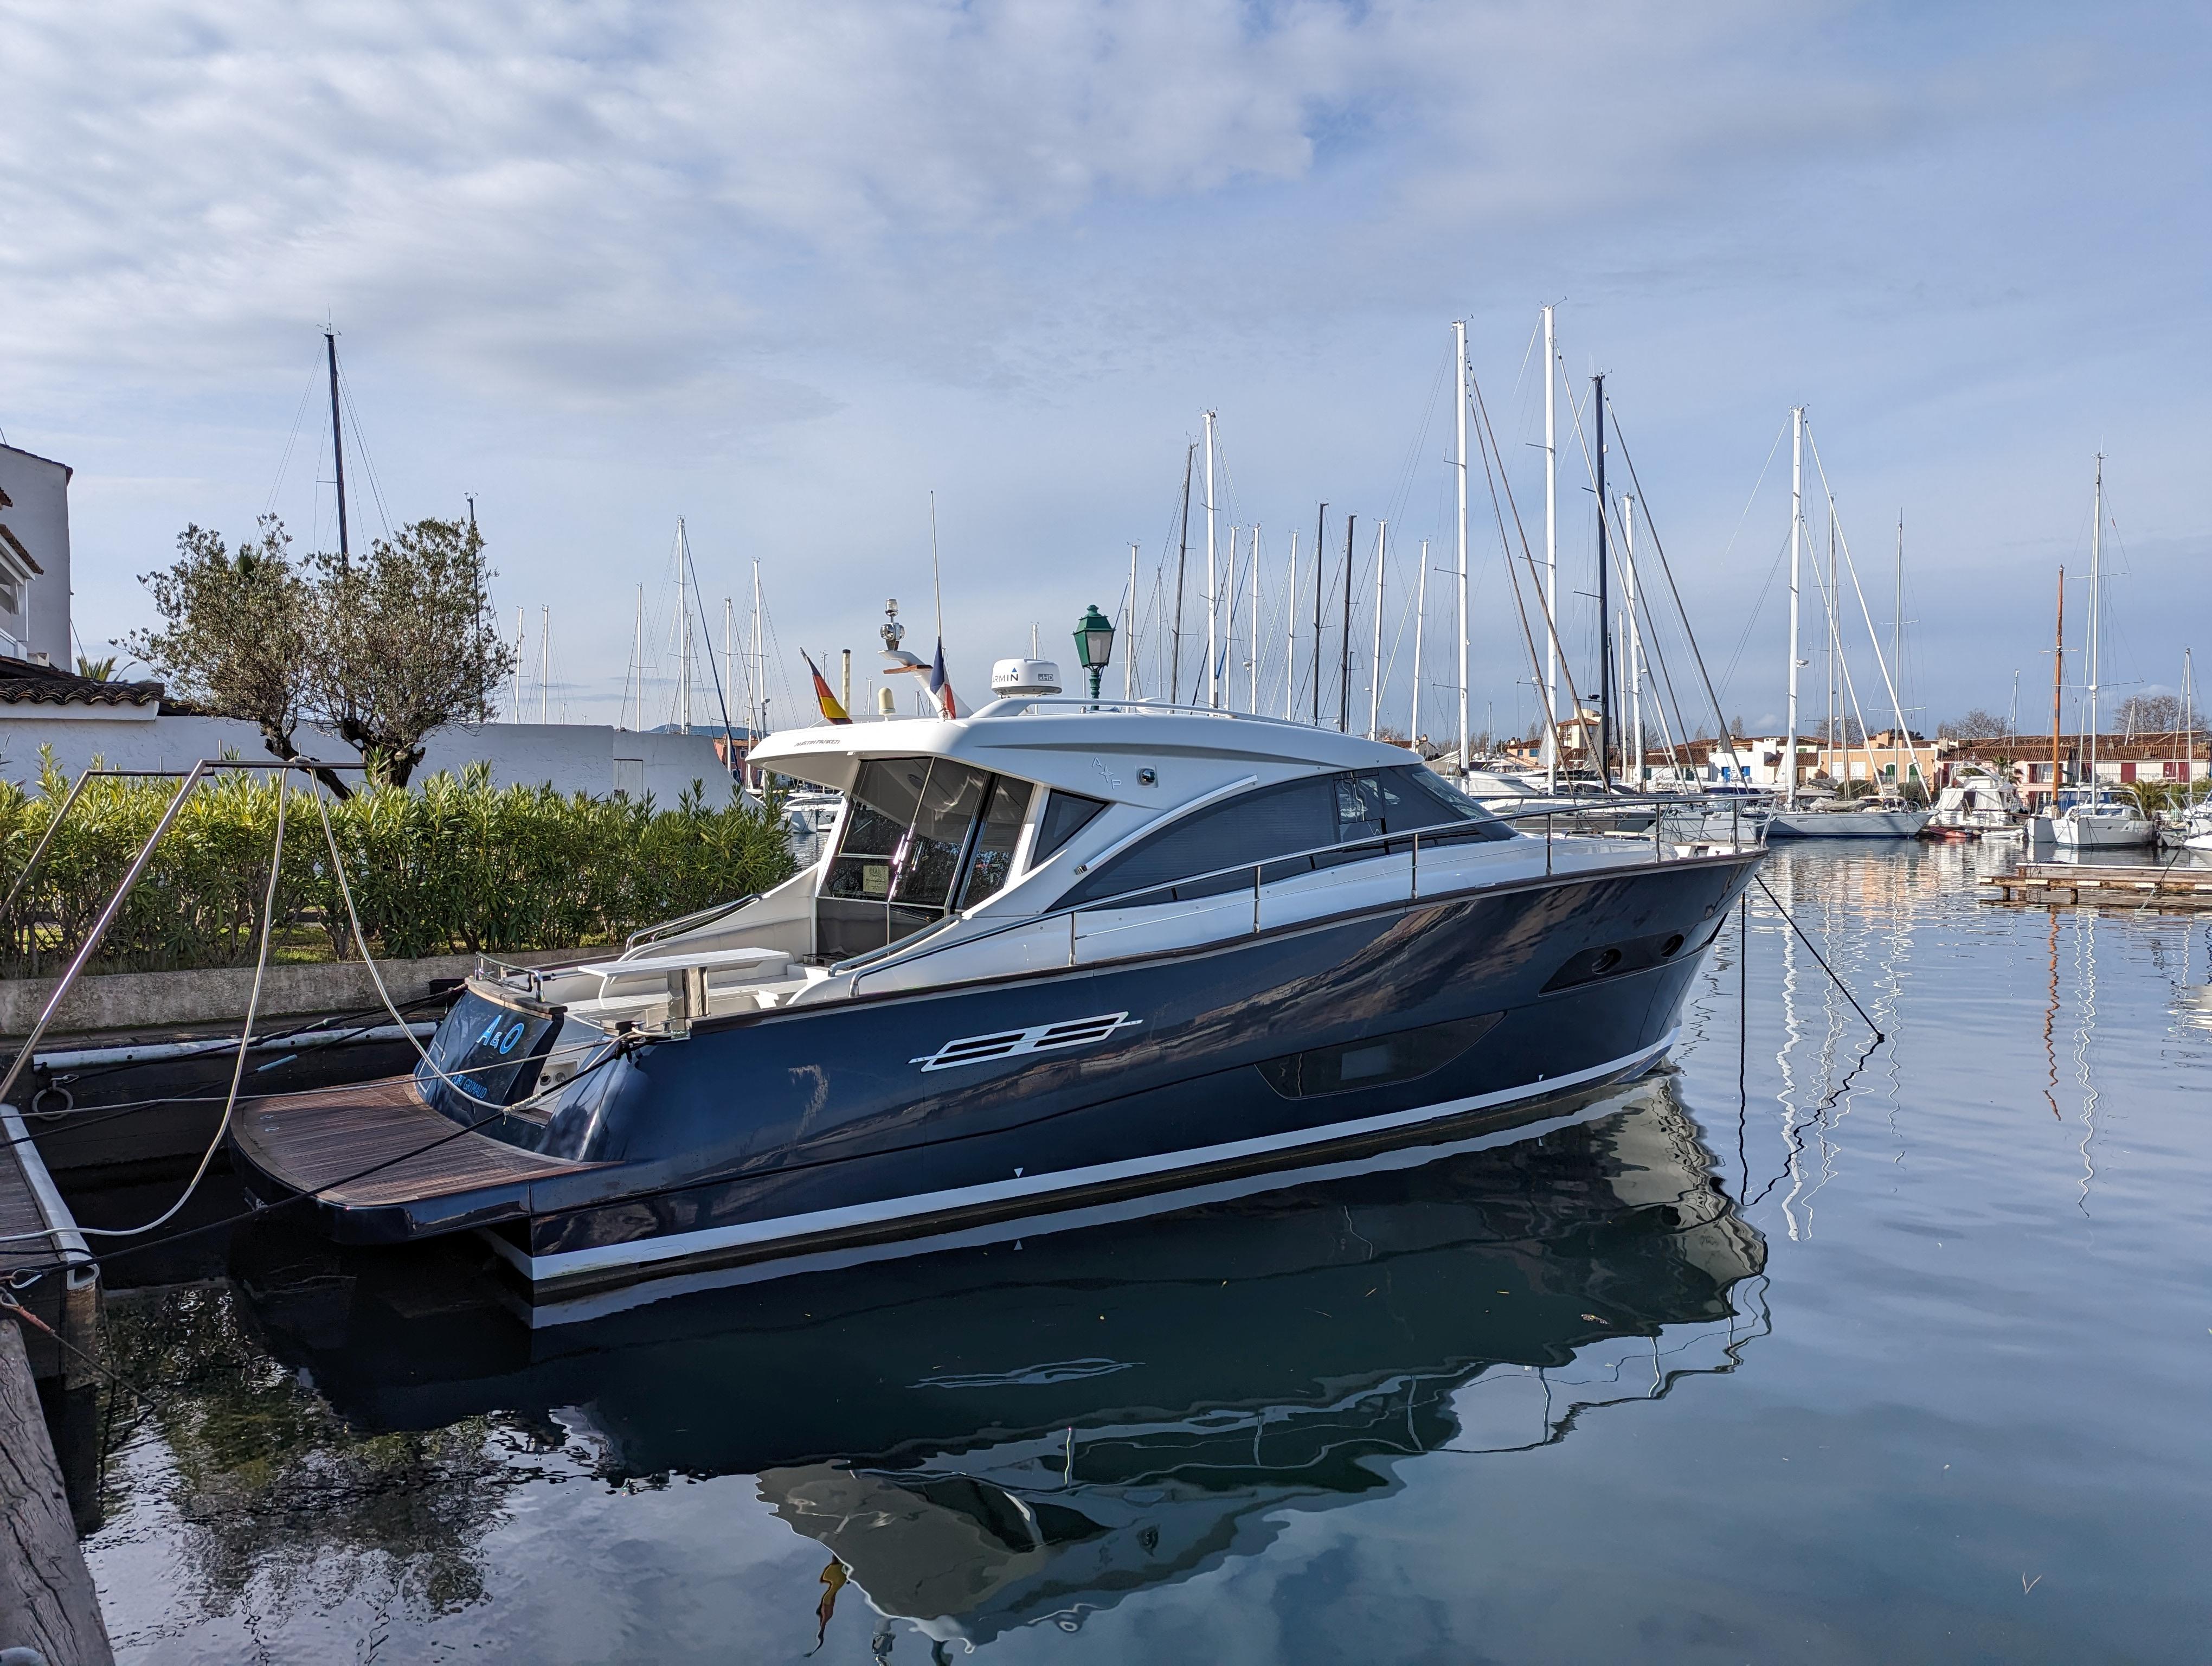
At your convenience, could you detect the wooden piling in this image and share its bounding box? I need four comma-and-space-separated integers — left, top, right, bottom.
0, 1318, 113, 1665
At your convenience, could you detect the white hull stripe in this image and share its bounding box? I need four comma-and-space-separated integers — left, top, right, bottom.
496, 1030, 1680, 1285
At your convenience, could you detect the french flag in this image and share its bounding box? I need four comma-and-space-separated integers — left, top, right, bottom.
928, 637, 958, 719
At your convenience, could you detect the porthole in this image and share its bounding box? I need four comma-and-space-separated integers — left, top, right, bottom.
1661, 933, 1686, 957
1590, 947, 1623, 975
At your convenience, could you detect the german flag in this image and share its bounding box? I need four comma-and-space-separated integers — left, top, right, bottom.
803, 651, 852, 725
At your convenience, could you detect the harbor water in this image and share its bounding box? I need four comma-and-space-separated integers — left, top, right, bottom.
78, 841, 2212, 1662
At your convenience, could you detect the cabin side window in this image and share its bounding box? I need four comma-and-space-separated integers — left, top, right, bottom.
1058, 765, 1504, 909
1033, 790, 1108, 862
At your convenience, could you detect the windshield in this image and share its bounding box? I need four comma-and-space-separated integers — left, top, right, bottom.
819, 757, 1036, 960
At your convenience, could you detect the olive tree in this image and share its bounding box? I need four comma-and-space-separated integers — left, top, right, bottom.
306, 518, 511, 788
129, 517, 317, 769
133, 515, 515, 792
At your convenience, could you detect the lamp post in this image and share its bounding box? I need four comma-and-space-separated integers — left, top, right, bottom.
1073, 605, 1115, 702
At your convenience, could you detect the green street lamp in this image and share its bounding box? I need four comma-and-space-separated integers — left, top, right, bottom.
1073, 605, 1115, 701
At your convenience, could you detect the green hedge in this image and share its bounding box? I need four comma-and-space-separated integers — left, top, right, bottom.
0, 754, 797, 976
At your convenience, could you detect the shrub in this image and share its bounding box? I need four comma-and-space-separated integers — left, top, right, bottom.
0, 754, 795, 977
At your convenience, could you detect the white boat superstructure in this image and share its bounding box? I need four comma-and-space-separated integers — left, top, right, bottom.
1928, 766, 2026, 835
2054, 796, 2155, 850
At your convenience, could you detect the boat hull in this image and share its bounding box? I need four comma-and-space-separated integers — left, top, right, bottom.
1766, 809, 1931, 840
2053, 818, 2155, 850
234, 851, 1762, 1294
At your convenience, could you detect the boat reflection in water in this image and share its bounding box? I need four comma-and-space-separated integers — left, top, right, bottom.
235, 1075, 1764, 1649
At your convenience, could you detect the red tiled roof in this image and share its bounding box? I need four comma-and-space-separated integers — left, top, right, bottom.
0, 656, 162, 708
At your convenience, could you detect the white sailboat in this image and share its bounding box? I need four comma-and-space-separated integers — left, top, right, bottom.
1764, 409, 1931, 840
2053, 457, 2154, 851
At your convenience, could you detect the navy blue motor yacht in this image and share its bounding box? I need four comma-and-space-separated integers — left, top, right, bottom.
230, 699, 1763, 1298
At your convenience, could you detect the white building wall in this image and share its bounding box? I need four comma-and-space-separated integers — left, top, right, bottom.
0, 444, 73, 665
0, 713, 744, 805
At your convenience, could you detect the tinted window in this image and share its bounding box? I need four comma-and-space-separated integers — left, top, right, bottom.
1338, 766, 1505, 839
1034, 791, 1109, 862
1062, 766, 1506, 908
1061, 777, 1336, 906
956, 776, 1031, 909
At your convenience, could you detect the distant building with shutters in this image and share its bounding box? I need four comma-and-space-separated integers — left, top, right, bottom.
0, 443, 73, 666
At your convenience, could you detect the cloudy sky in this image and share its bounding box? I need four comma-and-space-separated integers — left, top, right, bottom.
4, 1, 2206, 740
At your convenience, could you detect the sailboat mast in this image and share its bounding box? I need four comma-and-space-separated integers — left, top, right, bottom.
676, 520, 693, 733
1624, 497, 1642, 784
629, 586, 644, 730
1411, 539, 1428, 751
1541, 305, 1557, 789
1126, 543, 1139, 701
1312, 504, 1326, 727
2050, 566, 2066, 809
1593, 374, 1610, 789
324, 329, 350, 567
1786, 407, 1804, 808
512, 606, 525, 720
1894, 514, 1905, 793
1204, 411, 1219, 709
1339, 515, 1355, 734
539, 605, 550, 725
1171, 447, 1192, 704
1454, 319, 1470, 778
1368, 522, 1386, 740
2087, 456, 2103, 799
1249, 526, 1262, 712
751, 556, 764, 740
1285, 533, 1298, 720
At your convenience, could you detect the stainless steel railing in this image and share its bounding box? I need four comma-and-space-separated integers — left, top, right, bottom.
843, 791, 1763, 998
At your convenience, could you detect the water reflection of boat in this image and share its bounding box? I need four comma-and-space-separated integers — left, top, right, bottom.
234, 1080, 1763, 1648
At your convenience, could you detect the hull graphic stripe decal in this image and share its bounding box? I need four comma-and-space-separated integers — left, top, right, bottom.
911, 1012, 1141, 1071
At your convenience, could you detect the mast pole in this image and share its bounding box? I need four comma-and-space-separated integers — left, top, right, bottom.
1454, 319, 1470, 779
1593, 373, 1610, 790
1127, 543, 1139, 701
539, 605, 550, 725
513, 606, 524, 720
1787, 406, 1804, 808
1411, 539, 1428, 751
1624, 497, 1642, 784
1541, 305, 1557, 788
2088, 456, 2103, 802
1285, 533, 1298, 719
324, 328, 350, 567
1369, 522, 1386, 740
1340, 514, 1355, 733
1894, 514, 1904, 795
629, 586, 644, 730
1312, 504, 1326, 727
1204, 411, 1219, 709
1250, 526, 1262, 711
676, 520, 693, 732
751, 556, 763, 740
2050, 566, 2066, 810
1171, 447, 1192, 703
